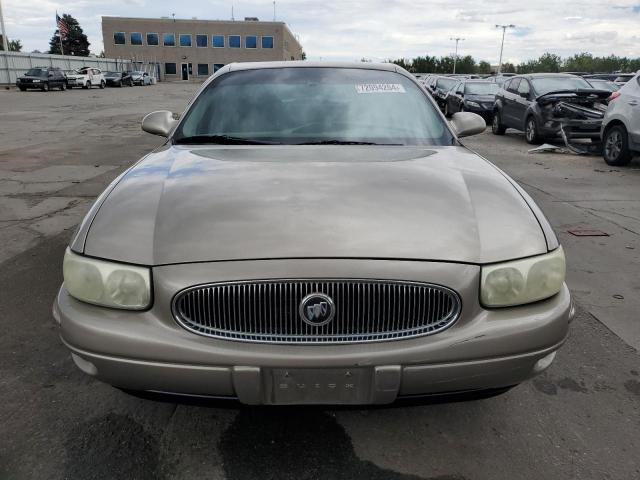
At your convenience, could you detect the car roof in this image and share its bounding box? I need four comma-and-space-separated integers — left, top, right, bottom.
226, 61, 400, 73
518, 73, 583, 79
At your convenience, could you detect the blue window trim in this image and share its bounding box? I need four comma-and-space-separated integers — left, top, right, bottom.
228, 35, 241, 48
179, 34, 192, 47
113, 32, 126, 45
212, 35, 225, 48
130, 32, 143, 46
196, 34, 208, 48
245, 35, 257, 49
163, 33, 176, 47
146, 33, 159, 46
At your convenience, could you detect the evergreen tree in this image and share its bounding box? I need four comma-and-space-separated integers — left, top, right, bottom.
48, 14, 90, 56
0, 35, 22, 51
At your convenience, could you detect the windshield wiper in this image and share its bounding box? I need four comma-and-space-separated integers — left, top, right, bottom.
174, 135, 281, 145
296, 140, 401, 145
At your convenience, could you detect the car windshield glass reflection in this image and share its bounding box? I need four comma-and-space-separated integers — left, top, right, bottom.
174, 68, 452, 146
25, 68, 45, 76
465, 83, 499, 95
436, 78, 457, 90
531, 77, 592, 95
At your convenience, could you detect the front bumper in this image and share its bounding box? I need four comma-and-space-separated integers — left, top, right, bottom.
540, 118, 603, 140
55, 259, 573, 405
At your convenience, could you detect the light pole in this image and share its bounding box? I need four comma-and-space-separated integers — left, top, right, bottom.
450, 37, 464, 74
0, 0, 9, 52
495, 24, 515, 74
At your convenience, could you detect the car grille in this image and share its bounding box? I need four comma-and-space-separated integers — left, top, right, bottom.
172, 279, 462, 344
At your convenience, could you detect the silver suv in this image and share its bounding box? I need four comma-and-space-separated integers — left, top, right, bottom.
601, 70, 640, 166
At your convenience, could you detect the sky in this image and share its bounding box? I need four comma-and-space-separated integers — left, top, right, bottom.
2, 0, 639, 64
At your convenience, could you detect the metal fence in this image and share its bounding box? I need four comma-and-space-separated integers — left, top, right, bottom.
0, 52, 134, 85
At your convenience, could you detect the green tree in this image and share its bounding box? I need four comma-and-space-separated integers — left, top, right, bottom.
501, 62, 516, 73
537, 53, 562, 72
412, 55, 438, 73
436, 56, 455, 73
563, 53, 594, 72
389, 58, 411, 70
477, 61, 492, 74
0, 35, 22, 52
455, 55, 476, 74
48, 14, 90, 56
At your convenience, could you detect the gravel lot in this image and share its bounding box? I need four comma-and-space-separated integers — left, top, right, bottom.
0, 83, 638, 480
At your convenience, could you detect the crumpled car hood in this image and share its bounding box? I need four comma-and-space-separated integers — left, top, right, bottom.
80, 145, 548, 266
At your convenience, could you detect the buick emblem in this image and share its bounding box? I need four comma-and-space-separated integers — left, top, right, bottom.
299, 293, 335, 326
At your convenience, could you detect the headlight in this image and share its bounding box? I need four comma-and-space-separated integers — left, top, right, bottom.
466, 101, 481, 108
63, 248, 151, 310
481, 247, 565, 307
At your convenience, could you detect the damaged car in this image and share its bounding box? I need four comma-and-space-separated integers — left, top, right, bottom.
492, 74, 610, 148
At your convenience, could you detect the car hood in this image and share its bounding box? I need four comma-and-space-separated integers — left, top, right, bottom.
81, 145, 548, 266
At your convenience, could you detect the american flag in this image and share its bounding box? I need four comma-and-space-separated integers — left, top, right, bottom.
56, 13, 70, 38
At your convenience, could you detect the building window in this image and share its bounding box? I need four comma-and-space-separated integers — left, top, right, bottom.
197, 64, 209, 76
146, 33, 159, 46
212, 35, 225, 48
213, 63, 225, 72
165, 63, 177, 75
130, 32, 143, 46
261, 36, 274, 48
196, 34, 207, 48
179, 34, 192, 47
113, 32, 126, 45
163, 33, 176, 47
245, 35, 257, 49
229, 35, 241, 48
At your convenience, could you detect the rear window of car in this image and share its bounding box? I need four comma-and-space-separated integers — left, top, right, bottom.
25, 68, 45, 76
436, 78, 457, 90
464, 82, 499, 95
174, 67, 454, 146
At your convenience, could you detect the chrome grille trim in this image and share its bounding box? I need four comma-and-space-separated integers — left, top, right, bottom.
172, 279, 462, 344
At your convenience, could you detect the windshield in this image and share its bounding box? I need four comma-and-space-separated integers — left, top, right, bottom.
531, 76, 592, 95
106, 71, 119, 76
436, 78, 457, 91
174, 68, 453, 146
25, 68, 45, 77
464, 83, 499, 95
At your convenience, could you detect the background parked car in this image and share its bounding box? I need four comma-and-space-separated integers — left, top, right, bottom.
585, 78, 620, 93
445, 80, 498, 120
614, 74, 634, 86
104, 71, 133, 87
431, 76, 458, 110
131, 71, 151, 86
601, 71, 640, 166
492, 73, 609, 144
16, 67, 66, 92
66, 67, 106, 89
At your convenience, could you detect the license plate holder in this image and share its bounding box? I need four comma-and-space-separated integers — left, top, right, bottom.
266, 368, 373, 405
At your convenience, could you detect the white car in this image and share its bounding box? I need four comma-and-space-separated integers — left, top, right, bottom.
65, 67, 106, 90
601, 70, 640, 166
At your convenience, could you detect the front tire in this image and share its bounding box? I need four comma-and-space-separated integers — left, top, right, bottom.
525, 116, 541, 144
99, 80, 105, 89
492, 111, 506, 135
42, 82, 49, 92
60, 82, 66, 91
19, 87, 26, 92
603, 125, 633, 166
83, 81, 90, 89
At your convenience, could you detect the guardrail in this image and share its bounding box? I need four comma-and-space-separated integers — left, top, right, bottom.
0, 52, 133, 85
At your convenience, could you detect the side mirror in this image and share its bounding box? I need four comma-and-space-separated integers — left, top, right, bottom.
450, 112, 486, 138
141, 111, 178, 137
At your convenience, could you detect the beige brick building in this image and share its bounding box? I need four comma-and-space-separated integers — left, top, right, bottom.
101, 16, 304, 82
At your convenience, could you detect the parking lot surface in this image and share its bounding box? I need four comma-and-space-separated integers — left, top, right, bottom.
1, 84, 639, 480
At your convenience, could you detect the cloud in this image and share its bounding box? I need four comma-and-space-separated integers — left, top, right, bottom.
2, 0, 639, 62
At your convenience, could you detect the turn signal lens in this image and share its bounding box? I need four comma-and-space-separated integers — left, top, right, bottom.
63, 248, 151, 310
481, 247, 565, 307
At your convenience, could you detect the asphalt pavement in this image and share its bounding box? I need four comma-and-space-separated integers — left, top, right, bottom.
0, 84, 638, 480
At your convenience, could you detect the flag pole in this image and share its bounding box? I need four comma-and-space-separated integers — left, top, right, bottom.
0, 0, 10, 52
56, 12, 64, 55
